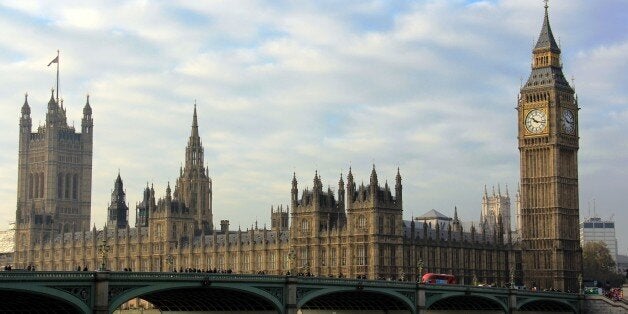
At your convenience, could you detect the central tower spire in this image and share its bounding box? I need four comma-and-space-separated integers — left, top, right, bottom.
186, 102, 203, 169
177, 103, 213, 233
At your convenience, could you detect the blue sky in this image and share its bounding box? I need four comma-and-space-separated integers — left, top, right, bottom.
0, 0, 627, 253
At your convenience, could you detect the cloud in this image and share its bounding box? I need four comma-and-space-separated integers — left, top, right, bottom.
0, 0, 627, 253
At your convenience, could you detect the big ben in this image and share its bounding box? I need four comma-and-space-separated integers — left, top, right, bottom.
518, 2, 581, 292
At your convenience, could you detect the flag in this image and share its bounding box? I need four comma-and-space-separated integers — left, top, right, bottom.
47, 56, 58, 66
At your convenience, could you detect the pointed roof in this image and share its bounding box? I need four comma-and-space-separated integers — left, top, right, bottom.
416, 209, 452, 221
370, 164, 378, 184
47, 89, 57, 111
291, 172, 298, 190
83, 94, 92, 116
534, 2, 560, 52
191, 102, 199, 138
21, 93, 30, 116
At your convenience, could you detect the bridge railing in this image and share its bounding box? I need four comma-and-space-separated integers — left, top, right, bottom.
0, 271, 95, 281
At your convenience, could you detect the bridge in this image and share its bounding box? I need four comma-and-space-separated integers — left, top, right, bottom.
0, 271, 583, 313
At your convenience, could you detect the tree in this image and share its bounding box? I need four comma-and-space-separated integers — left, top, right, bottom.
582, 242, 625, 288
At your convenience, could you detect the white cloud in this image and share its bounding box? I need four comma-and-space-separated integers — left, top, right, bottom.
0, 0, 627, 253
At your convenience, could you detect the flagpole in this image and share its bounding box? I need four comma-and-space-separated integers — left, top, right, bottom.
56, 50, 59, 103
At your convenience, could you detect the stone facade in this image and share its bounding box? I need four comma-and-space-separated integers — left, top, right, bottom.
517, 4, 582, 292
12, 103, 519, 285
481, 185, 511, 235
14, 91, 93, 268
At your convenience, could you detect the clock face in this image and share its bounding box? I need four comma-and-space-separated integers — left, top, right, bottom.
525, 109, 547, 134
561, 109, 575, 134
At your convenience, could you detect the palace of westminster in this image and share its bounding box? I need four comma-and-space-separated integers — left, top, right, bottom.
13, 5, 582, 292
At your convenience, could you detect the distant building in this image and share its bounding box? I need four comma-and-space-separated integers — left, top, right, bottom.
481, 185, 511, 235
580, 217, 618, 263
0, 229, 14, 267
414, 209, 452, 230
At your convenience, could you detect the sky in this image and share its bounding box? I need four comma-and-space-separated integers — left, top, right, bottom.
0, 0, 626, 254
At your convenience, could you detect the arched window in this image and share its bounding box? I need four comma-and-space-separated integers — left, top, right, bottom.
65, 173, 71, 198
301, 219, 310, 233
33, 174, 39, 199
39, 173, 44, 198
28, 174, 33, 199
357, 215, 366, 229
57, 173, 63, 198
172, 224, 177, 238
72, 174, 78, 199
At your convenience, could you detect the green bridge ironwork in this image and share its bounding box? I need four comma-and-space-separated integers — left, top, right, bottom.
0, 271, 583, 313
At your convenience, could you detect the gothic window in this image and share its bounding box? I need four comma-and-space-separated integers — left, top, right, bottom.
244, 254, 251, 272
229, 255, 236, 270
301, 219, 310, 234
378, 216, 384, 234
65, 173, 71, 198
356, 245, 366, 266
330, 248, 337, 266
218, 255, 224, 269
39, 173, 44, 198
172, 224, 177, 238
156, 224, 163, 237
72, 174, 78, 199
389, 216, 395, 234
57, 173, 63, 198
379, 247, 386, 267
269, 252, 276, 270
34, 174, 39, 199
341, 248, 347, 266
299, 247, 308, 268
321, 248, 326, 266
283, 252, 289, 270
255, 253, 262, 270
357, 215, 366, 229
29, 174, 33, 199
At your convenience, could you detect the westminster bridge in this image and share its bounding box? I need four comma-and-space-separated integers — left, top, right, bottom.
0, 271, 583, 313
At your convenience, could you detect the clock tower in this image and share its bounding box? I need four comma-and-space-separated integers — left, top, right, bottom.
518, 2, 581, 292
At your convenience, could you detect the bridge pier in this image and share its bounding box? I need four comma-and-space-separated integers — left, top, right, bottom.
285, 276, 298, 314
416, 286, 426, 313
94, 272, 110, 314
508, 289, 516, 314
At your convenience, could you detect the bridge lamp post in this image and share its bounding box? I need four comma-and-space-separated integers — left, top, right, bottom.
510, 264, 515, 288
417, 259, 423, 282
98, 236, 110, 271
288, 248, 296, 276
166, 255, 174, 272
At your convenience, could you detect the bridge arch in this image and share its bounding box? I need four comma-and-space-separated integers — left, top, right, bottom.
297, 287, 416, 313
517, 298, 576, 313
426, 293, 508, 312
0, 286, 91, 313
109, 281, 283, 313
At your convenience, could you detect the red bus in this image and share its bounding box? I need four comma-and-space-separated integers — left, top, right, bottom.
421, 273, 456, 285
